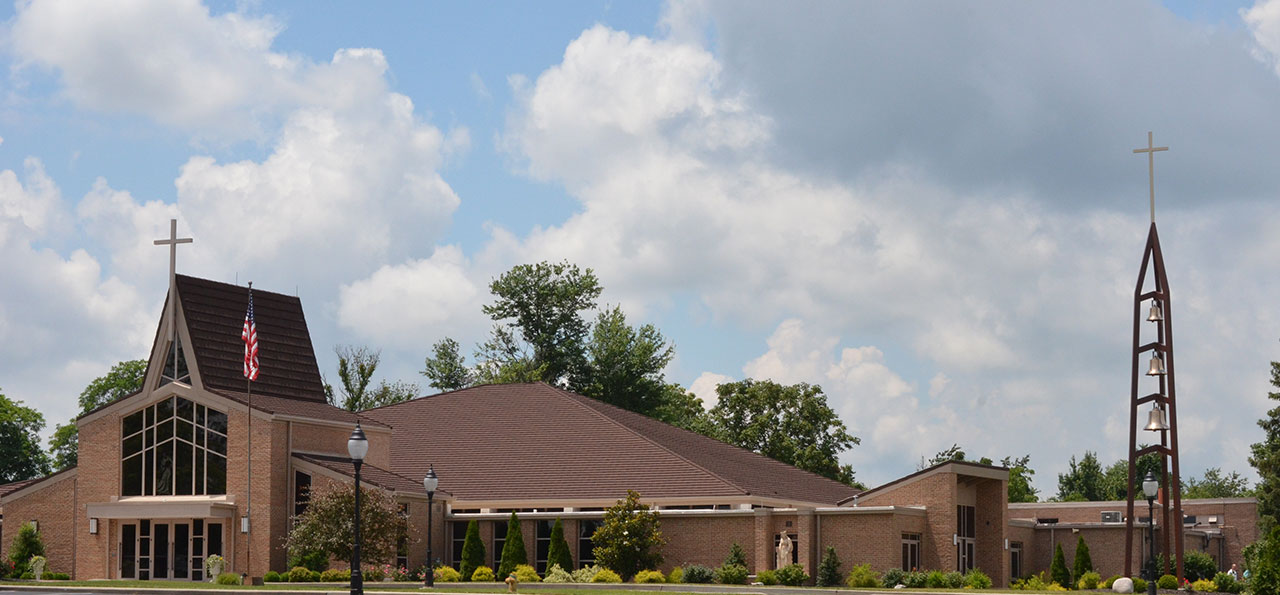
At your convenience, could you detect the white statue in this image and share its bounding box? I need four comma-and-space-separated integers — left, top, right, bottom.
775, 534, 793, 569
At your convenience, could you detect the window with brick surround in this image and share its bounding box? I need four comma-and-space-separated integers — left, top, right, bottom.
121, 397, 227, 496
901, 533, 920, 570
1010, 542, 1023, 579
578, 520, 601, 568
294, 471, 311, 516
450, 521, 468, 569
493, 520, 508, 569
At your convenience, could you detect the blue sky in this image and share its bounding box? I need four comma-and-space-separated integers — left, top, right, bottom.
2, 0, 1279, 493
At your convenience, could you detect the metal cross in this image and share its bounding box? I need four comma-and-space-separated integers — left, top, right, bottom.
1133, 131, 1169, 223
154, 219, 193, 332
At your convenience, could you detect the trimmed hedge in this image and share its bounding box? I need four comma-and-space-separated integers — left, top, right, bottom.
634, 569, 666, 583
216, 573, 241, 585
472, 566, 495, 582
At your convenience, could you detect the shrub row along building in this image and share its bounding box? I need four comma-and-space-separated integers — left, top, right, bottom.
0, 275, 1259, 585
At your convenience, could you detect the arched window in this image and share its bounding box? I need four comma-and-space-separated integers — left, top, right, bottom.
122, 397, 227, 496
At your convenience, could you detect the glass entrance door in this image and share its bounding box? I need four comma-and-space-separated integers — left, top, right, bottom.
121, 520, 222, 581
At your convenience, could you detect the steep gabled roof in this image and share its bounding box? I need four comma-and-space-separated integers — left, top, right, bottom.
360, 383, 859, 505
174, 275, 326, 402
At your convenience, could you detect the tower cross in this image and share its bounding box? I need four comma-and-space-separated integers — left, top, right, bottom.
1133, 131, 1169, 223
154, 219, 193, 332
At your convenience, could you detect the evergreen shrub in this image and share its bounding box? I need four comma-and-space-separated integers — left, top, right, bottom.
925, 570, 947, 588
1191, 579, 1216, 591
1050, 542, 1071, 588
726, 543, 747, 567
547, 519, 574, 575
434, 566, 462, 582
943, 570, 965, 588
965, 569, 993, 589
309, 570, 322, 582
1074, 536, 1093, 583
514, 564, 541, 583
776, 563, 809, 586
320, 569, 349, 582
845, 563, 880, 588
756, 569, 777, 585
881, 568, 905, 588
471, 566, 494, 582
498, 513, 527, 578
1158, 574, 1178, 590
263, 571, 282, 583
665, 566, 683, 583
460, 520, 485, 581
816, 546, 842, 587
1076, 571, 1101, 589
1103, 575, 1122, 588
41, 572, 70, 580
682, 564, 714, 583
288, 566, 312, 582
716, 563, 748, 585
1132, 577, 1148, 592
634, 569, 666, 583
591, 568, 622, 583
543, 565, 571, 583
216, 573, 241, 585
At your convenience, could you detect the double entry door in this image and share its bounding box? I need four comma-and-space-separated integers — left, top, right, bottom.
120, 519, 223, 581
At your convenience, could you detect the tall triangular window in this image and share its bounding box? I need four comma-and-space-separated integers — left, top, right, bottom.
159, 339, 191, 386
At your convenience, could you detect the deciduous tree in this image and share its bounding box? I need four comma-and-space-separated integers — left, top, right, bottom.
327, 345, 418, 411
1183, 467, 1252, 499
577, 306, 674, 416
421, 338, 474, 392
284, 482, 407, 567
1057, 451, 1106, 501
1252, 359, 1280, 530
708, 379, 861, 486
481, 261, 601, 386
0, 392, 50, 483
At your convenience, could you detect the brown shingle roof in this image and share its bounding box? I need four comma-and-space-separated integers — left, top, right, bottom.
360, 383, 859, 506
212, 389, 388, 429
174, 275, 326, 402
0, 467, 76, 500
293, 453, 444, 496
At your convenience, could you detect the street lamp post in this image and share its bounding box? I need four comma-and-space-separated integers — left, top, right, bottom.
348, 423, 370, 595
1143, 472, 1159, 595
423, 466, 438, 588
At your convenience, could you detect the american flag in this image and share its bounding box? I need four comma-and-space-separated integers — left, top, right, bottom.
242, 287, 259, 381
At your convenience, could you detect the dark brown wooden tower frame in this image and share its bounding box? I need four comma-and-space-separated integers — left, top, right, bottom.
1123, 222, 1184, 582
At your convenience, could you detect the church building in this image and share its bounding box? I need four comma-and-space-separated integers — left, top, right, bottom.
0, 271, 1259, 586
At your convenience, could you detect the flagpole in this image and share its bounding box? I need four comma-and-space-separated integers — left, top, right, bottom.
246, 281, 253, 580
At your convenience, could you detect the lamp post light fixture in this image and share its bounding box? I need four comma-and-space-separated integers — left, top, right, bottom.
423, 465, 439, 588
348, 423, 370, 595
1143, 472, 1159, 595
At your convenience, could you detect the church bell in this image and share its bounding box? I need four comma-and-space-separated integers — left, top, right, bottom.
1144, 403, 1169, 432
1147, 300, 1163, 322
1146, 353, 1166, 376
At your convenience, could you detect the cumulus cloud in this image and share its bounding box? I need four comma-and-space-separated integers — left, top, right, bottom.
1245, 0, 1280, 72
336, 246, 481, 349
501, 12, 1280, 489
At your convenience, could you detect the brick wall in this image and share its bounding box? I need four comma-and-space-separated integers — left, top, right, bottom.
1031, 526, 1145, 580
976, 478, 1008, 586
75, 406, 120, 579
660, 514, 754, 572
859, 471, 958, 572
819, 510, 900, 573
0, 474, 77, 576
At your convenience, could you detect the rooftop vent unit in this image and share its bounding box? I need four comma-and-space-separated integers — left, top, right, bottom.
1208, 516, 1220, 525
1038, 517, 1059, 525
1101, 511, 1122, 523
1184, 515, 1197, 525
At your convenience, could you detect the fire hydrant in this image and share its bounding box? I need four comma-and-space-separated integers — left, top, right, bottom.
505, 573, 518, 593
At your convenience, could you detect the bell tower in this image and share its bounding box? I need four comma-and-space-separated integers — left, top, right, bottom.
1123, 132, 1184, 582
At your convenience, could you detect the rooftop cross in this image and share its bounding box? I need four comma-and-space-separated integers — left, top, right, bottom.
1133, 131, 1169, 223
154, 218, 193, 332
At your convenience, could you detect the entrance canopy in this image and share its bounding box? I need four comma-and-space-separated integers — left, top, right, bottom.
86, 495, 237, 520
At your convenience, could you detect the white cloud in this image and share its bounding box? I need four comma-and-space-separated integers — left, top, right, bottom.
500, 17, 1280, 491
688, 371, 733, 410
1245, 0, 1280, 72
336, 246, 481, 349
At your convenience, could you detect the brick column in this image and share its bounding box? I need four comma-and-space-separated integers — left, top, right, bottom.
754, 509, 773, 572
796, 509, 816, 582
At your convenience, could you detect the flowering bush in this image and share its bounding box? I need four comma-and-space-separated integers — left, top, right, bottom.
391, 565, 412, 581
571, 565, 602, 583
